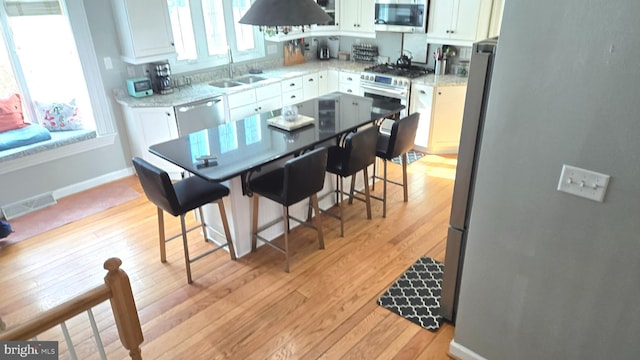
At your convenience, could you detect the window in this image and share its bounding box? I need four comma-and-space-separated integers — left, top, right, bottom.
0, 0, 116, 172
166, 0, 265, 73
1, 0, 95, 131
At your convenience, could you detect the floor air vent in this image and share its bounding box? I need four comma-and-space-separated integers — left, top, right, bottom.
2, 193, 56, 220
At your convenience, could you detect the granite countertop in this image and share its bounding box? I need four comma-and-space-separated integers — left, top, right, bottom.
412, 74, 469, 87
114, 60, 467, 108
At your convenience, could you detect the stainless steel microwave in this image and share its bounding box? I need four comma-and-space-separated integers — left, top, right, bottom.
374, 0, 428, 33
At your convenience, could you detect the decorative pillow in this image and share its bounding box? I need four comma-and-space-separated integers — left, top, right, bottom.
35, 99, 83, 131
0, 93, 27, 133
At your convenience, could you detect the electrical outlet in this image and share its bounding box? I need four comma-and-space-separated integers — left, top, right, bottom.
557, 164, 610, 202
127, 66, 136, 77
103, 57, 112, 70
267, 44, 277, 55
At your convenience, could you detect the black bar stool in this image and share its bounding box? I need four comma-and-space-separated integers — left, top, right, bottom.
323, 125, 379, 236
371, 113, 420, 218
132, 157, 236, 284
249, 147, 328, 273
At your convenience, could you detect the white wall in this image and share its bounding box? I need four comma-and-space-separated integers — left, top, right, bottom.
453, 1, 640, 359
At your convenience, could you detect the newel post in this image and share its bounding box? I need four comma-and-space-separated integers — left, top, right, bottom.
104, 258, 144, 360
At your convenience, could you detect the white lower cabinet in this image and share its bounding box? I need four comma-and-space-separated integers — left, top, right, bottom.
327, 70, 340, 93
303, 72, 319, 100
121, 105, 182, 178
338, 71, 361, 95
318, 70, 329, 95
281, 76, 304, 106
228, 83, 282, 121
410, 83, 467, 154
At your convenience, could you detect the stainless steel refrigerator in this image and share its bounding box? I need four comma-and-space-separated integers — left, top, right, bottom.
440, 37, 498, 323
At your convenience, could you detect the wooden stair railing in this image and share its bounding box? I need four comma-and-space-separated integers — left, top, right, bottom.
0, 258, 144, 359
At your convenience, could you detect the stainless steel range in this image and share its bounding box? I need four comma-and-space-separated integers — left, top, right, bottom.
360, 64, 430, 131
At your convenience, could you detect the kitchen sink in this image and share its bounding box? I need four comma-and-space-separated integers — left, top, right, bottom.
235, 75, 268, 84
209, 80, 244, 88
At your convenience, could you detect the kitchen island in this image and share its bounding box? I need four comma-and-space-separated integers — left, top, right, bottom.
149, 92, 405, 257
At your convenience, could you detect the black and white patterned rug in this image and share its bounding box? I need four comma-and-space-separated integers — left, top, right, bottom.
377, 256, 444, 332
391, 150, 425, 165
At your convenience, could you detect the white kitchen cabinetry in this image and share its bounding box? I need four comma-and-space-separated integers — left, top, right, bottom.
121, 106, 182, 178
281, 76, 304, 106
303, 72, 320, 100
338, 71, 361, 95
410, 83, 467, 154
318, 70, 329, 95
427, 0, 493, 46
340, 0, 375, 37
327, 70, 340, 93
110, 0, 176, 65
227, 83, 282, 121
409, 84, 434, 151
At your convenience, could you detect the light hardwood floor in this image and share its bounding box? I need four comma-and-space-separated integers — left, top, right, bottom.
0, 154, 458, 359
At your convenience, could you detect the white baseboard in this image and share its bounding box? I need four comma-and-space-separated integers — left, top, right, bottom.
448, 339, 487, 360
53, 167, 135, 199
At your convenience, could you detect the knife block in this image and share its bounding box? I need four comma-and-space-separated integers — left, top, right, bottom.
284, 45, 305, 66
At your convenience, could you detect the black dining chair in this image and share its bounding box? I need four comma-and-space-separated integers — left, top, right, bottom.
249, 147, 328, 273
372, 112, 420, 218
323, 125, 379, 236
132, 157, 236, 284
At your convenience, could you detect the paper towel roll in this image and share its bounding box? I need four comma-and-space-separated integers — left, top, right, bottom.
327, 37, 339, 59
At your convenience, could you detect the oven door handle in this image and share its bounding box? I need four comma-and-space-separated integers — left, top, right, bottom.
360, 84, 408, 98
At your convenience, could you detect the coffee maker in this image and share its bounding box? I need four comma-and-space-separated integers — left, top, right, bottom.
150, 61, 173, 95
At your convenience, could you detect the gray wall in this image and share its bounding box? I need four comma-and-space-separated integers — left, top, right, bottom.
453, 0, 640, 359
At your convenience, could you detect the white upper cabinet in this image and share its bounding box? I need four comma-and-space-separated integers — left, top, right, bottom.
340, 0, 375, 37
427, 0, 493, 46
111, 0, 176, 64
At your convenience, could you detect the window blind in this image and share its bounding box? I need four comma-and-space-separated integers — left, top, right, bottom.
4, 0, 61, 16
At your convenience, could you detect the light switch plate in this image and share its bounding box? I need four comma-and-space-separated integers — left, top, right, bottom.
557, 164, 610, 202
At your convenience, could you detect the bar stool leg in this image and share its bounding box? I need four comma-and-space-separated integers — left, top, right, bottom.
283, 205, 290, 273
251, 195, 259, 252
157, 207, 167, 263
339, 176, 344, 237
180, 215, 193, 284
348, 174, 355, 205
311, 194, 325, 250
363, 167, 372, 219
217, 199, 237, 260
383, 159, 388, 218
402, 153, 409, 202
198, 207, 207, 242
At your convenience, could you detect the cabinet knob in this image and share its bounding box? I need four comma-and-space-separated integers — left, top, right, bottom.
165, 112, 171, 116
290, 83, 295, 87
308, 78, 314, 82
438, 92, 442, 95
420, 90, 426, 94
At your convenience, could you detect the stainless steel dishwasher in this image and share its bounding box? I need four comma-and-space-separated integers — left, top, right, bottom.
174, 96, 226, 136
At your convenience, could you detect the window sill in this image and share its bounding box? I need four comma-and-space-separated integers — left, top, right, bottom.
0, 131, 116, 175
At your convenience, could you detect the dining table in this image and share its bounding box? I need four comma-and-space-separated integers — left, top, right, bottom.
149, 91, 405, 257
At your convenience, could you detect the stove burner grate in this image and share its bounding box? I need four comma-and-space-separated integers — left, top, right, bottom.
363, 64, 432, 79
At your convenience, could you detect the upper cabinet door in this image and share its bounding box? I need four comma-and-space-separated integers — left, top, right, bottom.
111, 0, 176, 64
427, 0, 492, 46
340, 0, 375, 37
427, 0, 456, 39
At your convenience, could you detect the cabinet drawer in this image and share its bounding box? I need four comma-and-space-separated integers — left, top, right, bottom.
227, 89, 256, 109
339, 83, 359, 95
256, 82, 281, 101
339, 72, 360, 85
282, 89, 304, 106
281, 76, 303, 92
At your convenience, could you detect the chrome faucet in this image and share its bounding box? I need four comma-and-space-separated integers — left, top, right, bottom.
227, 46, 234, 79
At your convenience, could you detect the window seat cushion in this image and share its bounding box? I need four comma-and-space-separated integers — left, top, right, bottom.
0, 124, 51, 152
0, 126, 96, 162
